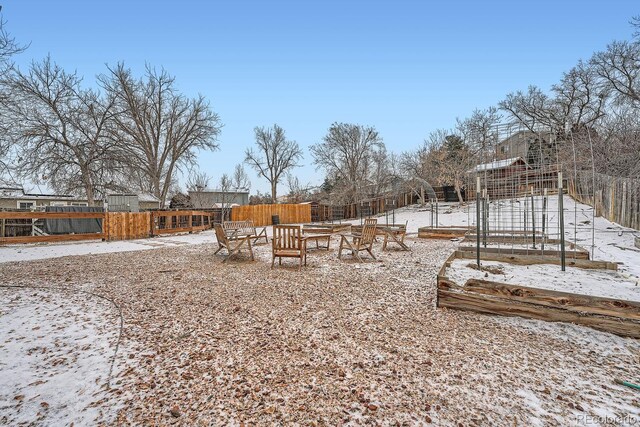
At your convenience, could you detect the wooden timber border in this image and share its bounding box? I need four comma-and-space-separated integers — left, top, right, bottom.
0, 210, 214, 245
436, 251, 640, 339
302, 223, 352, 234
418, 226, 472, 239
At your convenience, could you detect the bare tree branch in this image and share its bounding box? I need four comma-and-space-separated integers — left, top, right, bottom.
244, 124, 302, 203
99, 63, 222, 207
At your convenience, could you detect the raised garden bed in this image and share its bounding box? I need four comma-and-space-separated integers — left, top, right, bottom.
458, 241, 590, 260
418, 226, 471, 239
436, 251, 640, 338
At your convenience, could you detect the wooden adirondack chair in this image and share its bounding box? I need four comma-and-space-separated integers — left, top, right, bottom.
271, 225, 306, 270
338, 218, 378, 262
214, 223, 254, 262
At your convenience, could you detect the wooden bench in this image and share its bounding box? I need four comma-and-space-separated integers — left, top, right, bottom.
214, 224, 254, 262
223, 220, 268, 244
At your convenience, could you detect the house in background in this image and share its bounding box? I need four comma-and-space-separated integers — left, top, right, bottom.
470, 157, 529, 179
106, 193, 161, 212
0, 187, 162, 211
495, 130, 555, 165
188, 188, 249, 209
0, 187, 90, 210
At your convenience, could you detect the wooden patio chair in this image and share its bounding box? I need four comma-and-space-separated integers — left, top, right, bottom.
272, 225, 306, 270
214, 223, 254, 262
338, 218, 378, 262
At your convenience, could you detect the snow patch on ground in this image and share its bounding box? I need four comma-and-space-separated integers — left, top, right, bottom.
0, 230, 219, 263
0, 287, 122, 425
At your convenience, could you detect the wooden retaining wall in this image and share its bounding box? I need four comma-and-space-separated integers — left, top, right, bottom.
231, 204, 311, 227
436, 251, 640, 338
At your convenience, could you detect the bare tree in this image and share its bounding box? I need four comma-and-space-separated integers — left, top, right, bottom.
186, 171, 211, 192
498, 86, 560, 133
456, 107, 502, 154
244, 124, 302, 203
552, 61, 608, 130
0, 12, 26, 74
218, 173, 233, 219
369, 146, 395, 197
590, 40, 640, 107
285, 173, 312, 203
310, 122, 384, 204
99, 63, 222, 207
186, 170, 212, 208
232, 164, 250, 191
0, 12, 27, 181
0, 57, 119, 205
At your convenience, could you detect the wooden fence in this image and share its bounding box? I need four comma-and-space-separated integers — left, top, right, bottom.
0, 211, 105, 245
230, 203, 311, 226
568, 171, 640, 231
151, 211, 212, 235
105, 212, 151, 241
310, 192, 420, 222
0, 210, 214, 245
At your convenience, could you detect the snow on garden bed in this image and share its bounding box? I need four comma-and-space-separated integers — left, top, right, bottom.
0, 287, 122, 425
445, 258, 640, 302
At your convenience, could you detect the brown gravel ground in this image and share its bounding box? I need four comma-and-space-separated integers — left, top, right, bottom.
1, 235, 639, 426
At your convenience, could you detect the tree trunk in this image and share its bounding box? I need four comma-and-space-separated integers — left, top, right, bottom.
80, 166, 95, 207
455, 180, 464, 205
271, 182, 277, 204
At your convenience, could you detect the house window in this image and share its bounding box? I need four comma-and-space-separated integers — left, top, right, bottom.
18, 201, 35, 210
70, 202, 88, 207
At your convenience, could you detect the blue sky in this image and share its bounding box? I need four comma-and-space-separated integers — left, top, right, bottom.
3, 0, 638, 194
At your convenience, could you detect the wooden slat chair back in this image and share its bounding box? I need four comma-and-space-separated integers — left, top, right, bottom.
214, 223, 254, 262
338, 218, 378, 262
272, 225, 306, 270
359, 218, 378, 245
223, 220, 269, 244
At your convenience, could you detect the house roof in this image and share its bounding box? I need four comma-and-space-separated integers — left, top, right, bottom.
211, 202, 241, 208
138, 193, 161, 203
470, 157, 528, 173
107, 193, 161, 203
0, 187, 85, 201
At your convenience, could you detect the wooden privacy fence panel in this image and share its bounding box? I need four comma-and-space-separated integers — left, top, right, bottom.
569, 171, 640, 231
231, 204, 311, 227
104, 212, 151, 241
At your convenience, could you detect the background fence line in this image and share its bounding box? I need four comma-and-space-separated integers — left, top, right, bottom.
230, 203, 311, 226
568, 171, 640, 231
